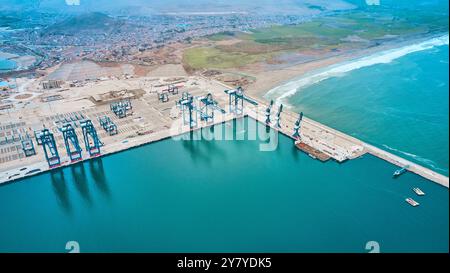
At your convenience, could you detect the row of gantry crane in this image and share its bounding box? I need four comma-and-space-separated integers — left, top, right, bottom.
175, 86, 304, 139
21, 87, 304, 169
20, 99, 132, 168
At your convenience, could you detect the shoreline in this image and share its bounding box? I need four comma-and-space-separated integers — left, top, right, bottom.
266, 34, 449, 103
245, 32, 449, 100
245, 32, 449, 176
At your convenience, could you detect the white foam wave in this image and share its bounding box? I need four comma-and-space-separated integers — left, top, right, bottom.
266, 34, 449, 104
381, 144, 447, 172
382, 144, 424, 161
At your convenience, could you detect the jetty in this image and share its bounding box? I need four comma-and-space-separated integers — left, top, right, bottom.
216, 80, 449, 188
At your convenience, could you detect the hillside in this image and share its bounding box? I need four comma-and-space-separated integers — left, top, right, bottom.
44, 12, 122, 35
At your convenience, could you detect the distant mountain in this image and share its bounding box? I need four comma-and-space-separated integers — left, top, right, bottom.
109, 0, 355, 15
43, 12, 122, 35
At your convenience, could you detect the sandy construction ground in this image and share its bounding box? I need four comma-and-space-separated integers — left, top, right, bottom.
46, 61, 135, 81
146, 64, 188, 77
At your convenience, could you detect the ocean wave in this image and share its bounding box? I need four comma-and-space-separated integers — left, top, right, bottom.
265, 34, 449, 104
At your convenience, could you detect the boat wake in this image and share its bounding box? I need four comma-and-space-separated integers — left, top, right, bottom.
265, 34, 449, 105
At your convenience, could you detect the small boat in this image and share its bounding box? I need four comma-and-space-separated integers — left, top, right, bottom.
393, 169, 405, 176
393, 165, 410, 177
308, 154, 317, 160
413, 188, 425, 196
405, 198, 420, 207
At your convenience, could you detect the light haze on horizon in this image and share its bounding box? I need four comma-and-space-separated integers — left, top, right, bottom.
0, 0, 353, 13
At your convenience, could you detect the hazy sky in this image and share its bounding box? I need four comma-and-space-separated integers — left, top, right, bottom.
0, 0, 355, 14
0, 0, 447, 14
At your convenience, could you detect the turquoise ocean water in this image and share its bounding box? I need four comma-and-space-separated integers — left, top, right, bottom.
0, 119, 448, 252
266, 37, 449, 176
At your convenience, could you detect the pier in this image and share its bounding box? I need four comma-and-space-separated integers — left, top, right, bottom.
364, 143, 449, 187
217, 80, 449, 188
0, 76, 448, 188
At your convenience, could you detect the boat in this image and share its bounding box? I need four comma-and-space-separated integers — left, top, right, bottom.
413, 188, 425, 196
295, 141, 330, 162
405, 198, 420, 207
393, 165, 410, 177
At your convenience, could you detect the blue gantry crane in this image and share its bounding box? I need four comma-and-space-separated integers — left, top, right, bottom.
21, 133, 36, 157
158, 84, 178, 103
34, 130, 44, 145
292, 112, 304, 139
61, 123, 82, 162
158, 91, 169, 103
274, 104, 283, 128
39, 128, 61, 168
176, 92, 198, 129
197, 93, 226, 123
167, 84, 179, 95
80, 120, 102, 157
224, 86, 258, 115
265, 100, 274, 124
98, 116, 118, 136
110, 99, 132, 118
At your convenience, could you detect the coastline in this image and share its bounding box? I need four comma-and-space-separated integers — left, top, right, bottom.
245, 33, 450, 100
251, 33, 449, 176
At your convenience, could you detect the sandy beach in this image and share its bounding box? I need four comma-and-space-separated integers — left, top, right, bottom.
245, 34, 449, 99
246, 55, 348, 98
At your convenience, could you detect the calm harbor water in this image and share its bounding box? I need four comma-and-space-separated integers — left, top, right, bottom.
270, 42, 449, 176
0, 119, 448, 253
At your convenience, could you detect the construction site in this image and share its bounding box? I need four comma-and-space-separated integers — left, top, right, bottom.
0, 75, 448, 188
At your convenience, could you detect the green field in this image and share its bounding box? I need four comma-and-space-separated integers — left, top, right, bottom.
183, 47, 273, 69
184, 9, 449, 71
